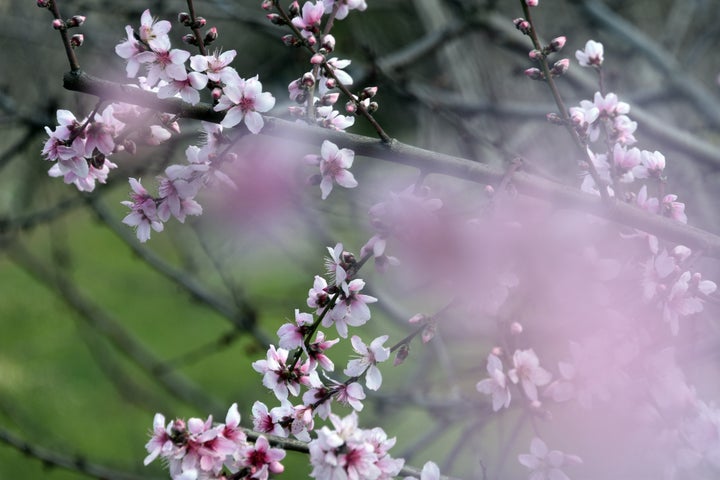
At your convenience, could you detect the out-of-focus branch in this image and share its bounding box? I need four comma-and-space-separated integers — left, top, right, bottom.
7, 242, 226, 415
61, 71, 720, 258
87, 197, 270, 346
0, 427, 160, 480
579, 0, 720, 129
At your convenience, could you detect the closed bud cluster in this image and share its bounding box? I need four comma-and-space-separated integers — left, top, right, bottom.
513, 18, 531, 35
204, 27, 218, 44
70, 34, 84, 47
550, 58, 570, 76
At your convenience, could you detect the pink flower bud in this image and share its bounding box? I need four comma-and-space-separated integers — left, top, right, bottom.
321, 92, 339, 106
289, 1, 300, 17
549, 36, 566, 52
52, 19, 65, 30
525, 0, 539, 6
513, 18, 531, 34
310, 53, 324, 65
212, 88, 223, 101
524, 67, 544, 80
422, 323, 437, 343
178, 12, 192, 25
266, 13, 285, 25
550, 58, 570, 76
67, 15, 86, 28
306, 35, 317, 46
204, 27, 218, 44
193, 17, 207, 28
491, 346, 503, 356
510, 322, 523, 335
301, 72, 315, 87
322, 34, 336, 52
324, 77, 336, 89
528, 49, 543, 61
345, 101, 357, 114
70, 34, 84, 47
261, 0, 273, 11
182, 33, 198, 45
394, 344, 410, 366
360, 86, 378, 100
408, 313, 427, 324
546, 113, 563, 124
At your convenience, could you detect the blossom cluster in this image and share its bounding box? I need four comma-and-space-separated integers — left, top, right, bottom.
144, 404, 285, 480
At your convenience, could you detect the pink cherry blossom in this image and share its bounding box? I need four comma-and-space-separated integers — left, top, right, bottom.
344, 335, 390, 390
277, 309, 314, 350
575, 40, 604, 67
138, 9, 171, 51
476, 353, 512, 411
115, 25, 144, 78
305, 140, 358, 200
518, 437, 582, 480
323, 0, 367, 20
508, 348, 552, 403
292, 1, 325, 37
236, 435, 286, 480
190, 50, 239, 84
324, 278, 377, 337
404, 461, 441, 480
121, 178, 164, 243
214, 75, 275, 133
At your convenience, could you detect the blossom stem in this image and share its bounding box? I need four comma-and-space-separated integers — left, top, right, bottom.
48, 0, 81, 72
520, 1, 609, 202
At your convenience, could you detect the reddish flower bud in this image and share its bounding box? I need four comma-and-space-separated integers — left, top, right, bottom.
266, 13, 285, 25
360, 86, 378, 100
70, 34, 84, 47
52, 19, 65, 30
550, 58, 570, 76
67, 15, 86, 28
549, 36, 566, 52
193, 17, 206, 29
524, 67, 543, 80
211, 87, 223, 101
310, 53, 324, 65
301, 72, 315, 87
289, 1, 300, 17
325, 77, 336, 89
203, 27, 218, 44
528, 49, 543, 61
178, 12, 192, 25
322, 34, 336, 52
182, 33, 198, 45
261, 0, 273, 11
513, 18, 531, 34
321, 92, 339, 106
394, 344, 410, 366
345, 101, 357, 114
525, 0, 539, 6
